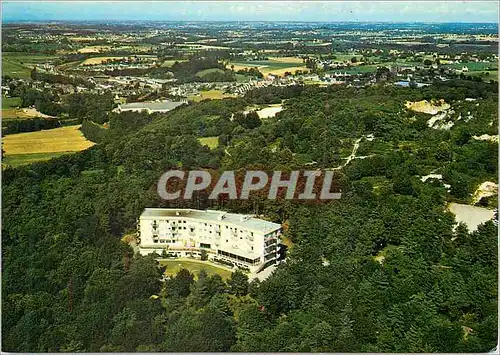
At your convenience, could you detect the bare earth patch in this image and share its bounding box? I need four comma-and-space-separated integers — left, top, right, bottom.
448, 202, 495, 231
472, 181, 498, 204
405, 99, 451, 115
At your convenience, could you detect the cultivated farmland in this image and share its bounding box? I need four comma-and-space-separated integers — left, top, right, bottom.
80, 56, 128, 65
2, 125, 95, 166
228, 59, 307, 77
188, 89, 236, 102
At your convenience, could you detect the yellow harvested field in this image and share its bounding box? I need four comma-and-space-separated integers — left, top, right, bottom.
77, 45, 113, 53
268, 56, 304, 64
3, 125, 95, 155
2, 108, 39, 120
229, 63, 261, 72
229, 62, 308, 77
263, 67, 308, 77
188, 90, 236, 102
81, 56, 127, 65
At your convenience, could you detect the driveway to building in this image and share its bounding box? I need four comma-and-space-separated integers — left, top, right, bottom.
250, 263, 278, 282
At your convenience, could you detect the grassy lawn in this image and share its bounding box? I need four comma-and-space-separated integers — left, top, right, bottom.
159, 259, 233, 279
196, 68, 225, 77
2, 152, 73, 168
198, 136, 219, 149
2, 97, 21, 109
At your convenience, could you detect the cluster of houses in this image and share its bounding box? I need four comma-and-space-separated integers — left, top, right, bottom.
79, 56, 159, 71
5, 46, 496, 115
113, 100, 188, 114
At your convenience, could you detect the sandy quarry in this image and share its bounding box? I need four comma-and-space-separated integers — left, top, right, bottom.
255, 105, 284, 119
448, 203, 495, 231
472, 181, 498, 204
405, 99, 451, 115
244, 105, 284, 119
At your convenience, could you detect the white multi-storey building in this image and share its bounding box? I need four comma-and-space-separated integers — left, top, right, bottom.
137, 208, 282, 273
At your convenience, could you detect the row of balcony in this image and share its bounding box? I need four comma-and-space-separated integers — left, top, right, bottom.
265, 238, 278, 247
264, 253, 277, 261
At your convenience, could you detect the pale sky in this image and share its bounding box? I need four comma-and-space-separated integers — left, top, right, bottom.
2, 1, 499, 23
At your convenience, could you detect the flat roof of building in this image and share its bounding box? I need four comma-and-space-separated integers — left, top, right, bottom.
119, 101, 185, 111
140, 208, 281, 234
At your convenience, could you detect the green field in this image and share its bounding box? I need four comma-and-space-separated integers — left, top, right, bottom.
56, 60, 83, 71
235, 73, 251, 82
2, 60, 32, 78
2, 125, 95, 168
3, 52, 59, 63
196, 68, 225, 77
2, 97, 21, 109
159, 259, 233, 279
443, 61, 498, 71
328, 65, 379, 74
2, 52, 59, 78
231, 60, 305, 69
332, 54, 363, 61
2, 97, 33, 120
468, 70, 499, 82
198, 136, 219, 149
2, 152, 72, 168
161, 59, 187, 67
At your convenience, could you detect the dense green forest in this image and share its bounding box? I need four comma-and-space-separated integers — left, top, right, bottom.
2, 82, 497, 352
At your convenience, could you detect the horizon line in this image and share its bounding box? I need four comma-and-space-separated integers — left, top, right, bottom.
2, 19, 499, 24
